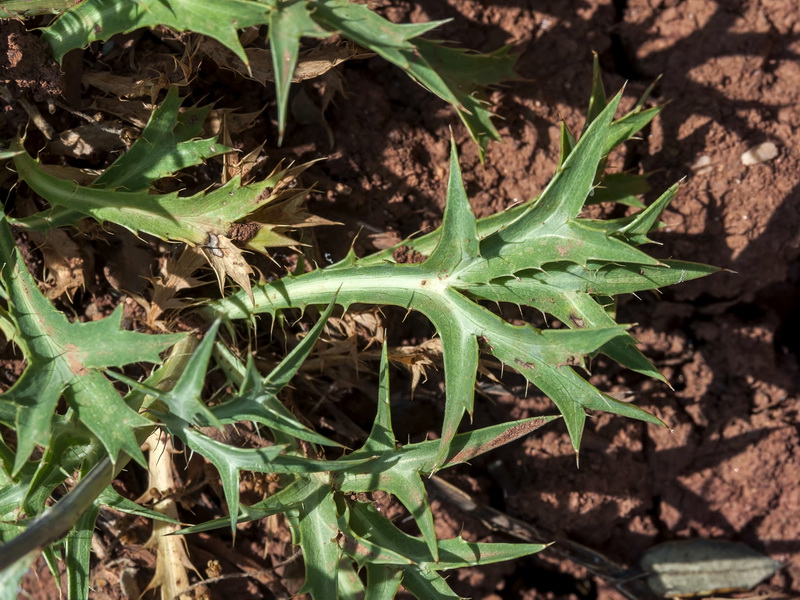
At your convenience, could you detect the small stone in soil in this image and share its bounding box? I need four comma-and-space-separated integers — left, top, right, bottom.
740, 141, 779, 165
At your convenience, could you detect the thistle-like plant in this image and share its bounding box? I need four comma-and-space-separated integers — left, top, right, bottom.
0, 59, 716, 598
204, 88, 716, 467
9, 86, 314, 300
37, 0, 516, 155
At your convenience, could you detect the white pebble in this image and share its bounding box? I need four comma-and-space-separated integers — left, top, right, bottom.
741, 142, 779, 166
691, 155, 712, 174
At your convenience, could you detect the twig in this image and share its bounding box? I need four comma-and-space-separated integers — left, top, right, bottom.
0, 454, 114, 571
0, 85, 54, 139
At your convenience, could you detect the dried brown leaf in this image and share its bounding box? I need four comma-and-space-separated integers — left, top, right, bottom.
246, 189, 340, 254
90, 97, 154, 128
142, 431, 195, 600
216, 107, 267, 183
83, 54, 192, 102
205, 107, 264, 138
202, 233, 254, 304
27, 227, 87, 300
49, 120, 132, 159
390, 339, 442, 399
83, 71, 169, 102
102, 229, 155, 296
138, 246, 206, 328
225, 141, 266, 183
196, 38, 369, 85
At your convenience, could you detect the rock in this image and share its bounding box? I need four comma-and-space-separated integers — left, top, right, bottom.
740, 142, 779, 165
691, 154, 713, 174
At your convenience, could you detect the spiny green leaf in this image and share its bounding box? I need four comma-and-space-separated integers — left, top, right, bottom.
464, 278, 665, 382
559, 121, 576, 167
364, 565, 403, 600
588, 172, 649, 208
0, 548, 36, 600
345, 502, 546, 599
268, 1, 328, 143
42, 0, 270, 64
206, 85, 715, 462
294, 483, 340, 600
419, 138, 484, 464
211, 300, 341, 447
169, 426, 285, 531
424, 138, 480, 274
618, 182, 681, 243
310, 1, 445, 66
177, 477, 324, 535
402, 568, 463, 600
12, 141, 290, 246
363, 88, 664, 268
350, 342, 395, 457
161, 418, 368, 538
64, 503, 99, 600
20, 434, 100, 517
0, 216, 182, 473
338, 532, 414, 569
413, 41, 517, 157
585, 53, 608, 131
606, 105, 662, 152
432, 315, 479, 469
42, 0, 513, 156
348, 501, 547, 570
97, 487, 181, 524
337, 557, 366, 599
339, 411, 556, 564
511, 260, 718, 297
148, 319, 224, 428
110, 327, 228, 430
312, 0, 514, 157
511, 359, 662, 452
93, 86, 227, 191
342, 342, 438, 561
212, 359, 340, 446
539, 91, 622, 222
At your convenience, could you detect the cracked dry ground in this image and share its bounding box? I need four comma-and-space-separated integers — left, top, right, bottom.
2, 0, 799, 599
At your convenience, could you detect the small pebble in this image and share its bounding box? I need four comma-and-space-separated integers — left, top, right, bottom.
691, 154, 712, 174
740, 142, 779, 166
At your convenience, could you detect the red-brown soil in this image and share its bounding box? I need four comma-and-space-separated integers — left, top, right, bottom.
2, 1, 799, 599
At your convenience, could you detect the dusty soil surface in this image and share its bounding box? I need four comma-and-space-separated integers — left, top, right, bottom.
2, 0, 799, 599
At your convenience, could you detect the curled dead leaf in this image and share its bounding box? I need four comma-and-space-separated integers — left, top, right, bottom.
205, 107, 264, 138
196, 38, 371, 85
28, 226, 87, 300
83, 53, 192, 102
390, 338, 442, 399
246, 189, 340, 254
90, 97, 155, 128
49, 120, 132, 159
202, 233, 255, 304
137, 246, 206, 328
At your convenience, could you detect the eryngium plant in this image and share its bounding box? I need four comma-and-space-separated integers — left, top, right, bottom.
39, 0, 517, 155
204, 89, 716, 468
0, 77, 716, 598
